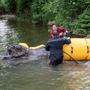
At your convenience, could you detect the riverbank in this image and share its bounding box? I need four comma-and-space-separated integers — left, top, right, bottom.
0, 14, 16, 20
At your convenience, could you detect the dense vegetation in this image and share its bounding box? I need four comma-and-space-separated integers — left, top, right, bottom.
0, 0, 90, 35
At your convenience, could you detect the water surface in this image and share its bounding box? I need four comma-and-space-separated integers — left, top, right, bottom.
0, 19, 90, 90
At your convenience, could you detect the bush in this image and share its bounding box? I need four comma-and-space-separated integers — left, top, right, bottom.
75, 5, 90, 35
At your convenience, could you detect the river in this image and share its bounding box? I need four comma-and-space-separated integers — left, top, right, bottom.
0, 19, 90, 90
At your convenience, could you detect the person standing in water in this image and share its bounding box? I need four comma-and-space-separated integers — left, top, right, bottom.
45, 37, 71, 66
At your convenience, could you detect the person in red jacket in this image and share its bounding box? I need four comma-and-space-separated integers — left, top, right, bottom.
57, 24, 63, 38
57, 24, 69, 38
49, 21, 57, 39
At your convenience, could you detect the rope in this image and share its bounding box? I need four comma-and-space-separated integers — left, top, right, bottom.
63, 51, 79, 64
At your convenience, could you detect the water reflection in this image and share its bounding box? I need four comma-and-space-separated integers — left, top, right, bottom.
7, 20, 49, 46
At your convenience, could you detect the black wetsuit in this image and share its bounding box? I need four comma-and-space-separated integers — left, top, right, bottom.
45, 38, 71, 66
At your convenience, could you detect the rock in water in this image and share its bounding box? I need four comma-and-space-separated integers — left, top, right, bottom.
3, 45, 29, 60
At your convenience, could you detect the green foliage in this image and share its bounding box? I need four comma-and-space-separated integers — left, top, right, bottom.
0, 0, 89, 35
31, 0, 48, 23
0, 0, 6, 13
4, 0, 16, 13
17, 0, 25, 16
17, 0, 31, 17
44, 0, 86, 23
0, 0, 2, 9
75, 5, 90, 35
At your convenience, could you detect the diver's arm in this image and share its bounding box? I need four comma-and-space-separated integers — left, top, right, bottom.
45, 43, 50, 51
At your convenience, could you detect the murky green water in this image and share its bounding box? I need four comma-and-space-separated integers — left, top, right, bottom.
9, 19, 49, 46
0, 19, 90, 90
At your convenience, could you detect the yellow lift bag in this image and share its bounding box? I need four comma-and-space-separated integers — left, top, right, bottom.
63, 38, 90, 61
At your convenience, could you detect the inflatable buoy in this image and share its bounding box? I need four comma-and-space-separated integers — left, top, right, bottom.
19, 43, 45, 49
30, 44, 45, 49
63, 38, 90, 61
19, 43, 29, 48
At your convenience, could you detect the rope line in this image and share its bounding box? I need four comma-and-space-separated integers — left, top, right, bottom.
63, 51, 79, 64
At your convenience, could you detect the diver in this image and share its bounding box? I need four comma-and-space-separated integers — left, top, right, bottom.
45, 38, 71, 66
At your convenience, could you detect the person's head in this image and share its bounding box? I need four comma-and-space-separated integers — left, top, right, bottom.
48, 21, 55, 26
58, 24, 62, 27
62, 28, 65, 32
